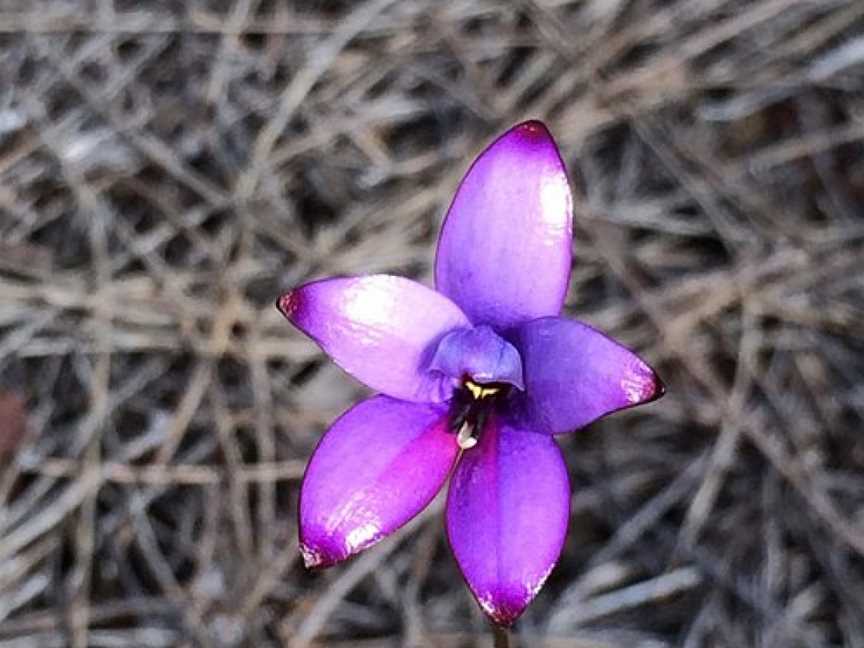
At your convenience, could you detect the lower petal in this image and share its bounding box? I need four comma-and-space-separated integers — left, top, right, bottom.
446, 415, 570, 626
300, 395, 457, 568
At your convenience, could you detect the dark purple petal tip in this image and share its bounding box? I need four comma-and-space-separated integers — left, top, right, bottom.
631, 362, 665, 405
276, 289, 302, 321
299, 532, 350, 570
478, 585, 543, 627
510, 119, 553, 142
608, 351, 665, 408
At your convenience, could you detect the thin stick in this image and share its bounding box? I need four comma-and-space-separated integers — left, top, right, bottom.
493, 625, 511, 648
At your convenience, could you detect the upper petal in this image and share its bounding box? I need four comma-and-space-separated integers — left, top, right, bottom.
300, 395, 457, 568
446, 415, 570, 626
510, 316, 664, 435
277, 275, 470, 402
435, 121, 573, 330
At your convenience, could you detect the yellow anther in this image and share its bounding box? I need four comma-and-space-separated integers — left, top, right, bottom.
465, 380, 500, 400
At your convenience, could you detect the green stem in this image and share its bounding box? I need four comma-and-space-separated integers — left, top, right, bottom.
493, 625, 510, 648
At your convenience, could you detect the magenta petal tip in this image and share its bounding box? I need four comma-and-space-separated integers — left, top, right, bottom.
511, 119, 553, 141
276, 290, 301, 320
477, 581, 552, 627
299, 537, 341, 570
643, 366, 666, 403
622, 358, 665, 406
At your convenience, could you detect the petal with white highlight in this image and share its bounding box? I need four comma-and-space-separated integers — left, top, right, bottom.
278, 275, 470, 402
300, 396, 457, 568
435, 121, 573, 330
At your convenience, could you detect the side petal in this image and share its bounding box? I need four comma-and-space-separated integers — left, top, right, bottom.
446, 416, 570, 626
277, 275, 470, 402
435, 121, 573, 330
300, 395, 457, 568
510, 316, 664, 435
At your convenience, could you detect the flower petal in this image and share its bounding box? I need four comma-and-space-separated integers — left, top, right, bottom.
429, 325, 524, 390
299, 395, 457, 568
446, 415, 570, 626
435, 121, 573, 330
277, 275, 470, 402
510, 316, 664, 435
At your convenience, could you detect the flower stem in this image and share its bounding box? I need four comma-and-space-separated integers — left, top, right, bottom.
492, 625, 511, 648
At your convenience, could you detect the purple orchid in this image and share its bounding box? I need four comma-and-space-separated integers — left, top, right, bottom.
277, 121, 664, 626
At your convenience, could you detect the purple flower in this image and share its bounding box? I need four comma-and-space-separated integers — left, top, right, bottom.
277, 121, 664, 626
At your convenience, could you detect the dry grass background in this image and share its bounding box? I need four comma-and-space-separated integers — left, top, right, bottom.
1, 0, 864, 646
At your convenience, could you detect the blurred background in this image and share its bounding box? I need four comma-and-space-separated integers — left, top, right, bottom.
1, 1, 864, 646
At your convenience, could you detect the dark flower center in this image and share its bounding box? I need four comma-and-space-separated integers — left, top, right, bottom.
448, 378, 511, 450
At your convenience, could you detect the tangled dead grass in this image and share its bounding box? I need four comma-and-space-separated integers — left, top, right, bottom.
1, 1, 864, 646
